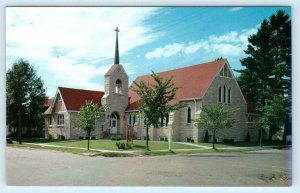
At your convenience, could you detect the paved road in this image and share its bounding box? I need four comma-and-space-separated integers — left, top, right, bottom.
6, 147, 291, 186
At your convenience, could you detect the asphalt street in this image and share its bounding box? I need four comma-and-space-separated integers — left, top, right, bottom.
6, 147, 291, 186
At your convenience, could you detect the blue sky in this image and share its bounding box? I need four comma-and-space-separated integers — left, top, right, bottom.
6, 6, 291, 97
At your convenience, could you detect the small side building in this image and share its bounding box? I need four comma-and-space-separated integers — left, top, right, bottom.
44, 87, 104, 139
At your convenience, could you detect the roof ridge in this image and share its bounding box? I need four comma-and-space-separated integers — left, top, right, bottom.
58, 86, 104, 93
136, 59, 225, 79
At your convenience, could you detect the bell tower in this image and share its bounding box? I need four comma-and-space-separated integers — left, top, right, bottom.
102, 27, 128, 135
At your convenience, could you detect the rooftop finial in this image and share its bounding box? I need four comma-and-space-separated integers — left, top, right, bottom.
114, 27, 120, 64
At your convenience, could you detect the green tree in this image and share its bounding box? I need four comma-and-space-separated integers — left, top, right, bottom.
75, 100, 105, 150
132, 72, 185, 150
195, 104, 237, 149
256, 96, 288, 145
6, 59, 47, 144
236, 10, 291, 143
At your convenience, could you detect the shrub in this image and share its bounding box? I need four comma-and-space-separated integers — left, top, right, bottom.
112, 135, 122, 141
6, 138, 13, 144
191, 139, 195, 143
223, 139, 234, 143
126, 143, 132, 149
116, 142, 126, 149
47, 134, 53, 140
61, 135, 66, 140
79, 136, 84, 140
91, 136, 96, 140
245, 131, 251, 142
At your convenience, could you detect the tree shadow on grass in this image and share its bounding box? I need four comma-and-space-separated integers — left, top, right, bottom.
23, 138, 77, 144
132, 144, 146, 149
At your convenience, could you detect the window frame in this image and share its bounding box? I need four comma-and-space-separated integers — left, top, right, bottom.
49, 116, 52, 126
56, 114, 64, 126
187, 107, 192, 124
227, 88, 231, 104
218, 87, 222, 103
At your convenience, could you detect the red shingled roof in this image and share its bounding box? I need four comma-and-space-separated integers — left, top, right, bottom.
127, 59, 225, 110
58, 87, 104, 111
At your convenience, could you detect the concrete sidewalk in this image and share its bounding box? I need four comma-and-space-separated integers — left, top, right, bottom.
23, 143, 139, 153
23, 142, 290, 154
23, 142, 206, 153
174, 142, 211, 149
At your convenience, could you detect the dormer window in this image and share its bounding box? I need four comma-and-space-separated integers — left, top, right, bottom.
115, 79, 122, 94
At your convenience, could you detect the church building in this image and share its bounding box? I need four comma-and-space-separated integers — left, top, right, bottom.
44, 28, 260, 142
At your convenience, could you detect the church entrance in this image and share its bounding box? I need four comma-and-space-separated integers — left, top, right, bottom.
110, 112, 119, 134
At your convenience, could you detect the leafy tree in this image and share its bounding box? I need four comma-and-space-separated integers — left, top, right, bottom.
236, 10, 291, 143
256, 96, 288, 144
195, 104, 237, 149
75, 100, 106, 150
132, 72, 185, 150
6, 59, 47, 144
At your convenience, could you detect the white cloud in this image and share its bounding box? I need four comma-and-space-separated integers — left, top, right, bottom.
184, 41, 210, 54
211, 43, 242, 57
209, 31, 239, 43
122, 63, 137, 76
228, 7, 244, 12
145, 43, 184, 59
145, 27, 258, 60
48, 57, 111, 92
6, 7, 160, 96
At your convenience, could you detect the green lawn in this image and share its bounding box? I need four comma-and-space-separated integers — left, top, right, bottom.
21, 138, 200, 151
9, 138, 289, 157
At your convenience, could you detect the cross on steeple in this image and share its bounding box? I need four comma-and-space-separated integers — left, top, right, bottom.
114, 27, 120, 64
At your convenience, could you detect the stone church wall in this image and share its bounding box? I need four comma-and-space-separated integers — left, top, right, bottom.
201, 75, 248, 142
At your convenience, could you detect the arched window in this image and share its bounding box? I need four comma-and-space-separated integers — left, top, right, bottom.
187, 107, 192, 123
128, 115, 132, 125
218, 87, 222, 102
223, 85, 226, 103
133, 115, 136, 125
227, 88, 231, 104
115, 79, 122, 94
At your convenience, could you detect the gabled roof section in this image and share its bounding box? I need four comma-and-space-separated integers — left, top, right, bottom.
59, 87, 104, 111
45, 87, 104, 114
127, 59, 225, 110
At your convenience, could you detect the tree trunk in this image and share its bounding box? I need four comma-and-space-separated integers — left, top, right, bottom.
283, 115, 288, 143
87, 132, 91, 151
146, 124, 149, 150
268, 126, 273, 142
17, 95, 22, 144
213, 129, 216, 149
259, 127, 263, 147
